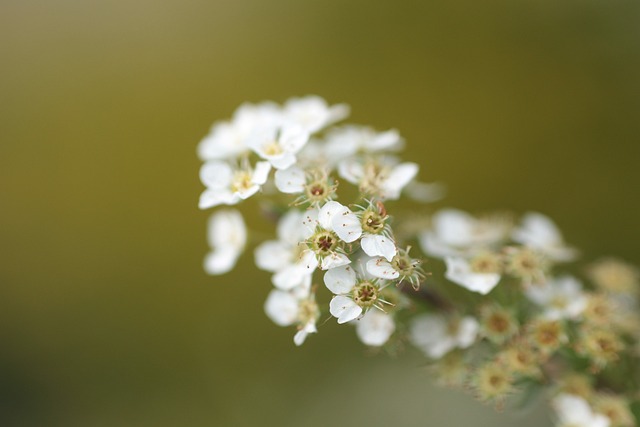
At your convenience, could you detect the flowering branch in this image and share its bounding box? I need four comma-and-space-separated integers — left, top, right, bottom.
197, 96, 640, 427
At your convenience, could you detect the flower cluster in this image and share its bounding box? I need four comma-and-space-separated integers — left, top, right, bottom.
197, 96, 640, 426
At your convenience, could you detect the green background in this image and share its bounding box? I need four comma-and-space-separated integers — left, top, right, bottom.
1, 0, 639, 426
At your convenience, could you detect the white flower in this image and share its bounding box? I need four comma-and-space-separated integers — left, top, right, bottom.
283, 95, 349, 134
302, 201, 363, 270
355, 309, 396, 346
274, 166, 336, 206
419, 209, 509, 258
198, 160, 271, 209
525, 276, 587, 320
513, 212, 578, 262
248, 125, 310, 170
338, 156, 419, 201
445, 257, 501, 295
203, 209, 246, 275
197, 101, 282, 161
323, 125, 404, 165
324, 265, 385, 324
355, 201, 397, 262
254, 210, 318, 291
366, 248, 425, 290
552, 394, 610, 427
409, 314, 479, 359
263, 289, 319, 346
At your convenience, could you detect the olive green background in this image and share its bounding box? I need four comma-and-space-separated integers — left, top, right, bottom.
1, 0, 639, 426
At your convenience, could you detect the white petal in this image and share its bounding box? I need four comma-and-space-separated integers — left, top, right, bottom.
456, 316, 479, 348
300, 209, 319, 238
444, 257, 500, 295
418, 232, 460, 259
235, 184, 260, 200
203, 249, 238, 275
361, 234, 396, 261
293, 321, 317, 346
329, 296, 362, 324
251, 161, 271, 185
279, 126, 309, 153
409, 315, 453, 359
366, 257, 400, 280
331, 209, 362, 243
254, 241, 291, 272
433, 209, 475, 247
299, 249, 319, 271
264, 290, 298, 326
276, 210, 307, 244
273, 265, 310, 290
320, 252, 351, 270
323, 265, 356, 294
356, 310, 395, 346
198, 189, 225, 209
381, 162, 419, 199
369, 129, 403, 152
318, 201, 346, 230
207, 209, 247, 251
269, 152, 297, 170
274, 166, 306, 194
337, 159, 364, 185
199, 161, 232, 188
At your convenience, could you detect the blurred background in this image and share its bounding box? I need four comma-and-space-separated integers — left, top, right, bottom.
1, 0, 639, 426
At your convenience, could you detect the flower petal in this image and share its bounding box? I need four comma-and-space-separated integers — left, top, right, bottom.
356, 310, 395, 346
331, 209, 362, 243
275, 166, 306, 194
254, 241, 291, 272
444, 257, 500, 295
329, 296, 362, 324
361, 234, 396, 261
251, 161, 271, 185
366, 257, 400, 280
323, 265, 356, 294
264, 290, 298, 326
320, 252, 351, 270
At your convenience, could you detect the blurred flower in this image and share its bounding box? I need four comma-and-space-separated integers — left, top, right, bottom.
282, 95, 349, 134
525, 276, 587, 320
198, 160, 271, 209
419, 209, 510, 258
409, 314, 479, 359
512, 212, 577, 262
263, 288, 319, 346
203, 209, 246, 275
445, 256, 501, 295
338, 156, 418, 200
355, 309, 396, 347
552, 394, 610, 427
248, 125, 310, 170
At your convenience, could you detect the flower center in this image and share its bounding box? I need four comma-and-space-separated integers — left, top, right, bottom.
231, 171, 253, 193
362, 210, 386, 234
352, 282, 378, 308
311, 230, 338, 256
305, 181, 328, 203
392, 253, 414, 277
264, 141, 283, 156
